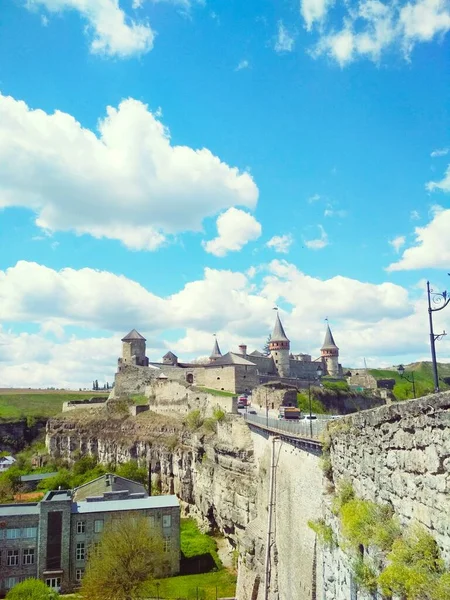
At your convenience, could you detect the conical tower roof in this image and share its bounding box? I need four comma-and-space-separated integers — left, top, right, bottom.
121, 329, 146, 342
209, 337, 222, 359
270, 312, 289, 343
321, 324, 338, 350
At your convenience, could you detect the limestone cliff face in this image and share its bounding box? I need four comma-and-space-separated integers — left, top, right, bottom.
46, 408, 257, 545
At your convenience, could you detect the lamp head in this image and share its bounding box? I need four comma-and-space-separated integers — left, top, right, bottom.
316, 366, 323, 377
397, 364, 405, 376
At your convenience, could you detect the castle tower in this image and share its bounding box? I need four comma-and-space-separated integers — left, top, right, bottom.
121, 329, 148, 367
209, 337, 222, 363
321, 323, 339, 377
269, 312, 290, 378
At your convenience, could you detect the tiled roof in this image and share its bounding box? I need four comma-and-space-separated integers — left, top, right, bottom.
321, 324, 338, 350
208, 352, 257, 366
270, 313, 289, 343
209, 338, 222, 359
121, 329, 146, 342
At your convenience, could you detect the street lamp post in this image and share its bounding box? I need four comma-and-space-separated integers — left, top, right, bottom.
427, 280, 450, 392
307, 365, 323, 438
397, 364, 416, 399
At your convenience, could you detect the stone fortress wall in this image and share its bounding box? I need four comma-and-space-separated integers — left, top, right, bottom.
145, 379, 237, 417
322, 391, 450, 600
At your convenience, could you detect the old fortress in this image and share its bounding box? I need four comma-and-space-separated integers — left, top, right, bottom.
113, 313, 343, 396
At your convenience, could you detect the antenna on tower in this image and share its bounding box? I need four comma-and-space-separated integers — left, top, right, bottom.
364, 357, 368, 371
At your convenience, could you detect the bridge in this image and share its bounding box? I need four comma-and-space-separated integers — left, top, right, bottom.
243, 413, 325, 452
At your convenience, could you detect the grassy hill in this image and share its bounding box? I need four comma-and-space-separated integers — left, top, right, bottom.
368, 362, 450, 400
0, 389, 108, 421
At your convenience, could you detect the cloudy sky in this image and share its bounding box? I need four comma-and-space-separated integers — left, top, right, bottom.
1, 0, 450, 388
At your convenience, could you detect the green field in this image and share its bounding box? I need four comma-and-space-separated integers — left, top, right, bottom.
368, 361, 450, 400
149, 570, 237, 599
0, 390, 108, 421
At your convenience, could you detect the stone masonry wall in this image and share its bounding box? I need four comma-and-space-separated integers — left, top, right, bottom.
322, 390, 450, 600
145, 379, 237, 416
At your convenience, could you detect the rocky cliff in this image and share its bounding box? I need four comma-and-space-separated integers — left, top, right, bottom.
46, 406, 257, 547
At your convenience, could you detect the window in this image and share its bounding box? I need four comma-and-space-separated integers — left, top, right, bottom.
76, 542, 85, 561
46, 578, 61, 591
163, 537, 171, 553
23, 527, 37, 538
6, 577, 19, 589
75, 568, 84, 582
23, 548, 35, 565
6, 528, 21, 540
77, 521, 85, 534
94, 519, 104, 534
162, 515, 172, 528
7, 550, 19, 566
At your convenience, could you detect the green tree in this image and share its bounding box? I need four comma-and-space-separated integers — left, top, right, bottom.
81, 516, 167, 600
5, 578, 59, 599
116, 460, 147, 485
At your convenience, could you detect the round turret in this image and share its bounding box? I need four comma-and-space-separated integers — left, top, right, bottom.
269, 313, 291, 378
321, 323, 339, 377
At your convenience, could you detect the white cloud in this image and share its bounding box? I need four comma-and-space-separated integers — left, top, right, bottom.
324, 205, 346, 218
431, 147, 449, 157
266, 234, 293, 254
410, 210, 421, 220
28, 0, 155, 58
301, 0, 334, 30
274, 20, 295, 53
307, 0, 450, 65
304, 225, 329, 250
387, 207, 450, 271
0, 94, 258, 251
308, 193, 321, 203
3, 259, 449, 386
389, 235, 406, 253
235, 59, 250, 71
427, 164, 450, 192
202, 208, 262, 257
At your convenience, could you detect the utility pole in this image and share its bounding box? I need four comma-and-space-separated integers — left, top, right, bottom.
427, 280, 449, 392
264, 436, 279, 600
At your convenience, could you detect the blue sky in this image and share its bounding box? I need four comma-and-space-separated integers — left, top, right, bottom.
0, 0, 450, 387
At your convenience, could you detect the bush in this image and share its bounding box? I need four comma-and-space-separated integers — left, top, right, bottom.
322, 380, 350, 393
353, 557, 378, 593
116, 460, 148, 485
307, 519, 336, 548
332, 480, 354, 514
297, 392, 327, 414
6, 578, 59, 599
72, 455, 98, 475
212, 408, 225, 422
186, 410, 204, 431
340, 499, 400, 552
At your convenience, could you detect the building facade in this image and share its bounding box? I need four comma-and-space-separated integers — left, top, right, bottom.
0, 476, 180, 596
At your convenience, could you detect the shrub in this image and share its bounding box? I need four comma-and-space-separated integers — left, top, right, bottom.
340, 499, 400, 552
332, 479, 354, 514
186, 410, 204, 431
307, 519, 336, 548
116, 460, 148, 485
203, 418, 217, 433
319, 455, 333, 480
6, 578, 60, 599
353, 557, 378, 593
213, 408, 225, 422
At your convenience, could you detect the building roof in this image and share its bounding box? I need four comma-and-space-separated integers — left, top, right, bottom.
209, 337, 222, 359
73, 473, 147, 502
163, 351, 178, 360
0, 456, 16, 465
249, 350, 266, 357
270, 312, 290, 343
72, 494, 179, 514
321, 324, 338, 351
208, 352, 257, 366
121, 329, 146, 342
20, 472, 58, 483
0, 503, 40, 517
